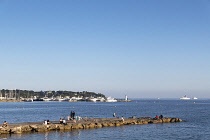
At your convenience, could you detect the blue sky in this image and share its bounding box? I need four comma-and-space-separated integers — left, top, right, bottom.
0, 0, 210, 98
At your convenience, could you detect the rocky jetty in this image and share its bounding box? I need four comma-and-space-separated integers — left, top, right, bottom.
0, 117, 182, 134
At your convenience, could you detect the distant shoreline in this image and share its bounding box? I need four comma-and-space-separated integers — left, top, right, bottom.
0, 100, 22, 102
0, 99, 131, 102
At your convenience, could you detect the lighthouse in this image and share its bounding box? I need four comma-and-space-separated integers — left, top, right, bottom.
125, 95, 128, 101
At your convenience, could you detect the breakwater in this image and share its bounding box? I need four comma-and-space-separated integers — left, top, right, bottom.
0, 117, 182, 134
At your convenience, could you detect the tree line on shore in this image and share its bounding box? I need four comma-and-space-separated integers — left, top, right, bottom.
0, 89, 105, 100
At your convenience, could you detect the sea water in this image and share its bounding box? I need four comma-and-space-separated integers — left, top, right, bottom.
0, 99, 210, 140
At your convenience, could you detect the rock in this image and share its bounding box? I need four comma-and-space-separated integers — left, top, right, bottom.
95, 123, 103, 128
88, 123, 95, 129
0, 127, 11, 134
101, 123, 109, 127
107, 123, 114, 127
11, 127, 22, 133
0, 130, 10, 134
47, 124, 58, 130
0, 117, 183, 134
175, 118, 182, 122
142, 121, 148, 124
136, 120, 143, 124
21, 125, 32, 132
162, 118, 171, 123
71, 124, 80, 129
83, 124, 90, 129
170, 118, 176, 123
36, 125, 48, 132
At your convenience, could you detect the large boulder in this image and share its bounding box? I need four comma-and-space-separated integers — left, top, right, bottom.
87, 123, 95, 129
47, 124, 58, 130
0, 126, 11, 134
101, 123, 109, 127
170, 118, 176, 123
95, 123, 103, 128
22, 125, 32, 132
35, 125, 48, 132
162, 118, 171, 123
142, 121, 149, 124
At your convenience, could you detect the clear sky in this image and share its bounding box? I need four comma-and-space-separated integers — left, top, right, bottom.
0, 0, 210, 98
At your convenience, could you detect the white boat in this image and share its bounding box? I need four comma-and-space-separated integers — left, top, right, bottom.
89, 97, 105, 102
97, 97, 105, 102
70, 96, 83, 101
58, 98, 70, 102
42, 97, 51, 101
180, 95, 190, 100
106, 97, 117, 102
89, 97, 98, 102
24, 98, 33, 102
192, 97, 198, 99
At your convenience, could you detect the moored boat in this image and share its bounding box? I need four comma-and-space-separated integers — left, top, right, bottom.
58, 98, 70, 102
24, 98, 33, 102
42, 97, 51, 101
105, 97, 117, 102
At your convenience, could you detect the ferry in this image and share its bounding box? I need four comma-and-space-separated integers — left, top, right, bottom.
180, 95, 190, 100
192, 97, 198, 99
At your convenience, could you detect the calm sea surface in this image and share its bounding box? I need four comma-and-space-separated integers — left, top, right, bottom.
0, 99, 210, 140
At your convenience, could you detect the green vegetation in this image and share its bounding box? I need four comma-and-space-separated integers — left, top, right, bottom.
0, 89, 106, 99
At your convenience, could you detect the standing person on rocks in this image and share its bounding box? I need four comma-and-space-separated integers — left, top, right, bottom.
70, 111, 73, 120
72, 111, 75, 119
70, 111, 76, 119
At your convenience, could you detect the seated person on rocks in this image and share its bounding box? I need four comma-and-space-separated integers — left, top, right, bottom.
121, 116, 124, 122
43, 120, 48, 125
2, 121, 8, 127
113, 113, 117, 117
155, 115, 159, 119
63, 119, 67, 125
60, 118, 63, 124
